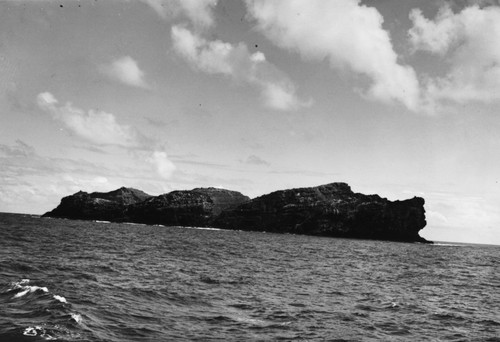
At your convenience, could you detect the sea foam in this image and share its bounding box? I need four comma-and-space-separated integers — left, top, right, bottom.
8, 279, 49, 298
53, 295, 67, 303
23, 325, 56, 340
70, 313, 82, 324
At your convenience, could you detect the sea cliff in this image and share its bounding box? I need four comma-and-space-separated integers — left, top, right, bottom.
43, 182, 430, 243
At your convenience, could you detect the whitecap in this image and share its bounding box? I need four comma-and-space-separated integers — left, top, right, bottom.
187, 227, 222, 231
10, 279, 49, 298
23, 326, 56, 340
5, 278, 30, 292
13, 289, 30, 298
13, 286, 48, 298
23, 326, 43, 336
175, 226, 222, 231
432, 243, 464, 247
53, 295, 67, 303
70, 313, 82, 323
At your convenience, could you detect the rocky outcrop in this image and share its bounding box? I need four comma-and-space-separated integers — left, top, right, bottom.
43, 187, 251, 226
214, 183, 429, 243
125, 188, 251, 226
42, 187, 152, 221
90, 187, 152, 206
43, 183, 430, 243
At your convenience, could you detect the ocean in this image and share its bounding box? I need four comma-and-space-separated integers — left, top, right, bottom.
0, 212, 498, 341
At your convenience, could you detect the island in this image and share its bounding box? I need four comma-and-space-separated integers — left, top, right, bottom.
43, 182, 431, 243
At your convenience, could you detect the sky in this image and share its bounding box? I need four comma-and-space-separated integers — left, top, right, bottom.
1, 0, 500, 245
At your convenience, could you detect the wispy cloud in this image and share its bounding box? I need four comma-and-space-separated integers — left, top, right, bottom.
0, 140, 179, 213
36, 92, 176, 180
140, 0, 218, 28
245, 0, 420, 111
409, 4, 500, 110
171, 25, 309, 111
145, 117, 171, 127
37, 92, 148, 148
0, 141, 118, 213
0, 140, 35, 158
242, 154, 270, 166
101, 56, 149, 88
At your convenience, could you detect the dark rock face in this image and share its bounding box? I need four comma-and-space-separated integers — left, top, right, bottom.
43, 183, 429, 243
125, 188, 251, 226
214, 183, 429, 243
42, 187, 152, 221
90, 187, 152, 206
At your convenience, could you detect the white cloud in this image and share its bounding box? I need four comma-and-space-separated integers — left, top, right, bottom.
148, 151, 176, 179
262, 83, 302, 111
409, 5, 500, 106
102, 56, 149, 88
171, 25, 307, 111
245, 0, 420, 111
37, 92, 145, 148
140, 0, 217, 28
423, 192, 500, 244
38, 92, 58, 105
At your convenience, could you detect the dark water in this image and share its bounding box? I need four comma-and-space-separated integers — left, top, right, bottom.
0, 213, 499, 341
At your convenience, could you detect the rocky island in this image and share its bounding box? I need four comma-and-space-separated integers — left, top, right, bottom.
43, 182, 430, 243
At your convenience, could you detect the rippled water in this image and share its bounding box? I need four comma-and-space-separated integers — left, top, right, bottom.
0, 212, 499, 341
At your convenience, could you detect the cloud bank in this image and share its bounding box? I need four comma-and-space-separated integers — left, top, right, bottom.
102, 56, 149, 88
245, 0, 420, 111
409, 5, 500, 106
171, 25, 307, 111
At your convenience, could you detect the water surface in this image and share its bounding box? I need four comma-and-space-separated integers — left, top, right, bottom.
1, 213, 499, 341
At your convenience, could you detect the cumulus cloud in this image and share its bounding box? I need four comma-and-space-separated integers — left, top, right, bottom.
171, 25, 307, 111
148, 151, 176, 179
409, 5, 500, 107
101, 56, 149, 88
37, 92, 146, 148
244, 0, 420, 111
140, 0, 217, 28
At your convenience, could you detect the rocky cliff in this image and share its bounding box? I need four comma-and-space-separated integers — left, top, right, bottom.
125, 188, 251, 226
214, 183, 429, 243
43, 183, 430, 243
42, 187, 152, 221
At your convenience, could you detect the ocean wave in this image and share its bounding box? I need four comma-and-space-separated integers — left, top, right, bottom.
22, 322, 82, 340
23, 325, 56, 340
5, 279, 48, 298
123, 222, 147, 226
1, 279, 85, 341
53, 294, 67, 303
70, 313, 82, 324
2, 213, 499, 342
431, 243, 466, 247
172, 225, 222, 231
